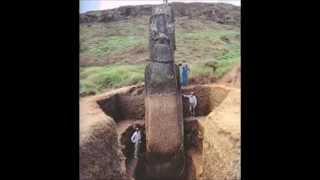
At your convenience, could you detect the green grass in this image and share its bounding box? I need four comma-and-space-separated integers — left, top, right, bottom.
80, 17, 240, 95
80, 18, 149, 60
82, 36, 146, 58
175, 30, 240, 63
80, 64, 145, 94
80, 55, 239, 95
215, 43, 240, 77
189, 63, 214, 77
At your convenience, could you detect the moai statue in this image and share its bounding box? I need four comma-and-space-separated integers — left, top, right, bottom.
144, 4, 185, 179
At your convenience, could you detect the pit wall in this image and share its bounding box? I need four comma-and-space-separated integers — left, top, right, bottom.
201, 88, 241, 180
181, 85, 231, 117
80, 85, 142, 180
96, 84, 230, 122
96, 85, 145, 122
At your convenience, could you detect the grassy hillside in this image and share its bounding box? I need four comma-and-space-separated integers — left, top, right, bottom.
80, 16, 240, 95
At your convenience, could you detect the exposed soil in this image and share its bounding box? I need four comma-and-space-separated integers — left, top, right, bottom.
96, 85, 145, 122
189, 75, 218, 85
80, 95, 129, 180
96, 84, 229, 123
201, 88, 240, 180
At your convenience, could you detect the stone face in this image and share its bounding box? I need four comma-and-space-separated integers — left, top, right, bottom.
149, 5, 176, 52
144, 5, 185, 179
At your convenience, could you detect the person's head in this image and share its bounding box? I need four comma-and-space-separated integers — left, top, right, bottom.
190, 91, 194, 95
133, 124, 139, 130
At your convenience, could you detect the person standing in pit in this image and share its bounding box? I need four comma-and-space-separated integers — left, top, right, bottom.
183, 92, 197, 117
131, 125, 142, 159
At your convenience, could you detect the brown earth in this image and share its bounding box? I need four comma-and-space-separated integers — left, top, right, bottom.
80, 86, 141, 180
201, 87, 240, 180
189, 76, 218, 85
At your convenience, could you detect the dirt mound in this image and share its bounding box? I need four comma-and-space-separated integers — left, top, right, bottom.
80, 86, 140, 180
201, 88, 240, 180
80, 114, 127, 180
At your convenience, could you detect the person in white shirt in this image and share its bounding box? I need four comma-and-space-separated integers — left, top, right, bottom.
183, 92, 197, 117
131, 126, 142, 159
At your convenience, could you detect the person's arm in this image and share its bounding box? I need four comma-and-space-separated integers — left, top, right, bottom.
193, 96, 197, 107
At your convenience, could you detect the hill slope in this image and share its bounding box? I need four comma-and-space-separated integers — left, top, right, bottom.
80, 3, 240, 26
80, 3, 240, 95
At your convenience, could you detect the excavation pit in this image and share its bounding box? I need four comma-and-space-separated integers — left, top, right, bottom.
80, 84, 239, 180
97, 84, 230, 122
118, 119, 204, 180
96, 84, 230, 180
96, 85, 145, 123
